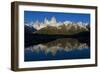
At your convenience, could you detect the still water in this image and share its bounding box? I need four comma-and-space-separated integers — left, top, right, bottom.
24, 38, 90, 61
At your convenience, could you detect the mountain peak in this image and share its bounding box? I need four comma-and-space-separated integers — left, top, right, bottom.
27, 16, 89, 31
44, 17, 49, 25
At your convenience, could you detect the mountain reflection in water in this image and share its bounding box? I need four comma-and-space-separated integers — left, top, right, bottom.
24, 38, 90, 61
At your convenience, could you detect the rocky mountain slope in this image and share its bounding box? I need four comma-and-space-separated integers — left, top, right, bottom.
25, 16, 90, 35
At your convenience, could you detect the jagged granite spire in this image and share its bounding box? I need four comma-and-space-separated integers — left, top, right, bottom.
44, 17, 49, 26
50, 16, 57, 26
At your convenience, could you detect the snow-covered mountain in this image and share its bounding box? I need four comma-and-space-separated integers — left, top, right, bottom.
25, 16, 90, 35
25, 24, 37, 33
31, 16, 89, 30
32, 16, 59, 30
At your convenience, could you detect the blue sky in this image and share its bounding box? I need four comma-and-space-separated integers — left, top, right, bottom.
24, 11, 90, 24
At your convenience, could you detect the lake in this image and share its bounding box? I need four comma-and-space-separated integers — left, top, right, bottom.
24, 38, 90, 61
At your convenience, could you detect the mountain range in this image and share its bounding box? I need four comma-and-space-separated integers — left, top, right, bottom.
25, 16, 90, 35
